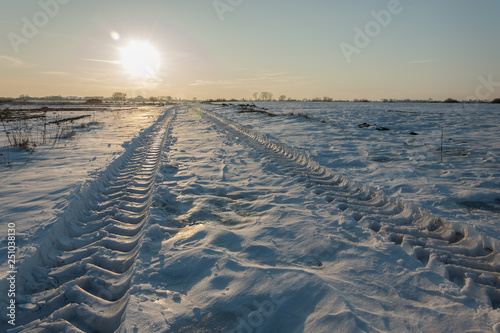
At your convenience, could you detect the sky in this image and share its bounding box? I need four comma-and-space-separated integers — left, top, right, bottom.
1, 0, 499, 100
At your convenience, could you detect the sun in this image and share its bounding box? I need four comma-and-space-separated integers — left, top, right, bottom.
120, 41, 160, 79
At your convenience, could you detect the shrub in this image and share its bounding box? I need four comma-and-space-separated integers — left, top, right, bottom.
86, 99, 103, 105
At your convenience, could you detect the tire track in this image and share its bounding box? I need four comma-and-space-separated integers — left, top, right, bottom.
10, 108, 176, 332
201, 106, 500, 309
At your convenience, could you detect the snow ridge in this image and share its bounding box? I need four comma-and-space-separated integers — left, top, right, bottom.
5, 107, 176, 332
201, 106, 500, 309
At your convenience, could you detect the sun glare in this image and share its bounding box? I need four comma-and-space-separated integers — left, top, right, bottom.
120, 41, 160, 79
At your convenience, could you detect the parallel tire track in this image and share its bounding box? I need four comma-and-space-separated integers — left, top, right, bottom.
201, 106, 500, 309
12, 108, 176, 332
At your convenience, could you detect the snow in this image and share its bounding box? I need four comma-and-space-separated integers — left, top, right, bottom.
211, 102, 500, 240
0, 106, 165, 264
1, 103, 499, 332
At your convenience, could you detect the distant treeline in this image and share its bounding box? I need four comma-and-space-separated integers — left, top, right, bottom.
204, 97, 500, 104
1, 95, 499, 105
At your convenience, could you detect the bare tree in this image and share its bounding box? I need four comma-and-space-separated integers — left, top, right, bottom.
279, 95, 287, 101
112, 92, 127, 103
260, 92, 273, 101
253, 92, 258, 101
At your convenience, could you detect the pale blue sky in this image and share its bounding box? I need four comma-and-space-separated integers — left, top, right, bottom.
1, 0, 499, 100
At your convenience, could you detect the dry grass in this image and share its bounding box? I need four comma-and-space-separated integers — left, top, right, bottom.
0, 108, 99, 166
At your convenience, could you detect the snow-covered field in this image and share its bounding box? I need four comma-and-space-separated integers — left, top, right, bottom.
1, 102, 499, 332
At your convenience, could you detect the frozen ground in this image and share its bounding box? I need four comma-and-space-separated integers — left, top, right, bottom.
0, 103, 499, 332
218, 102, 500, 240
0, 106, 165, 267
